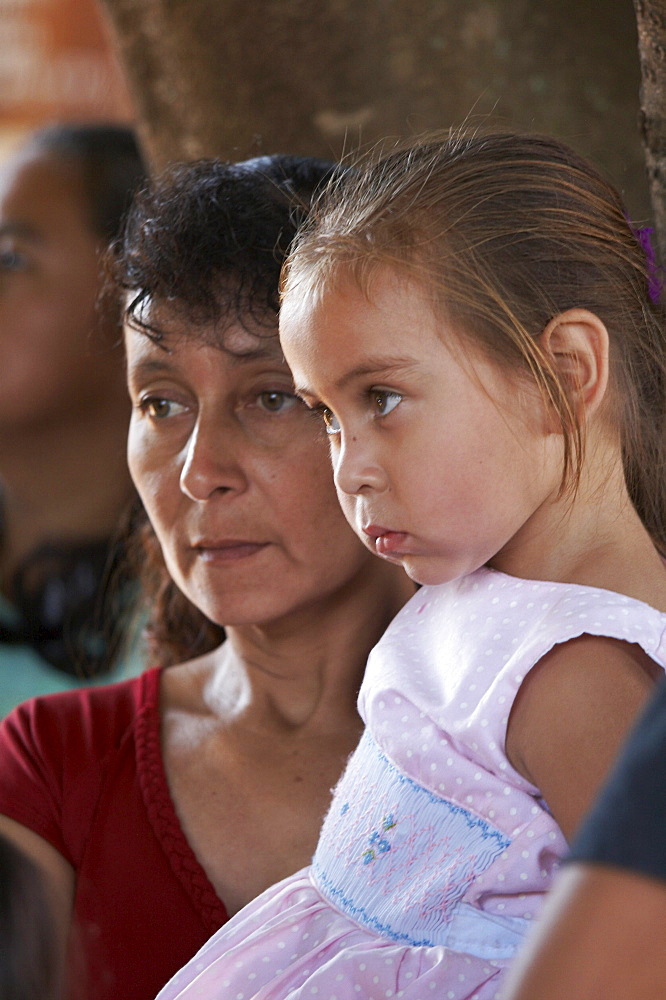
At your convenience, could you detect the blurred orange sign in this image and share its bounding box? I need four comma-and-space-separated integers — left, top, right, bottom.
0, 0, 133, 126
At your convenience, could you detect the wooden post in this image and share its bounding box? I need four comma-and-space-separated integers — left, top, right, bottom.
100, 0, 652, 228
634, 0, 666, 265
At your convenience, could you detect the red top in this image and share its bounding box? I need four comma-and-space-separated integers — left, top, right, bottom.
0, 667, 228, 1000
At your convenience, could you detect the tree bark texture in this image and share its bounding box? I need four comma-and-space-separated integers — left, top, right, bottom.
634, 0, 666, 264
101, 0, 650, 220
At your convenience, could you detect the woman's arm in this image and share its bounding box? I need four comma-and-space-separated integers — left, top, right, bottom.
502, 863, 666, 1000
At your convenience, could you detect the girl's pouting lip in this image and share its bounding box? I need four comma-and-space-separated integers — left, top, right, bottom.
362, 525, 410, 556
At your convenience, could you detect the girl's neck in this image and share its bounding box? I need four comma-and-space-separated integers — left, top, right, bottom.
179, 560, 416, 732
0, 392, 132, 587
492, 442, 666, 609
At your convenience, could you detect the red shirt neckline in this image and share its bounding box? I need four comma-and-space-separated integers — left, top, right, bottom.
134, 667, 228, 934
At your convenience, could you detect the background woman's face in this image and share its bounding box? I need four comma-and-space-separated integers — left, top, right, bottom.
0, 150, 121, 429
125, 305, 374, 628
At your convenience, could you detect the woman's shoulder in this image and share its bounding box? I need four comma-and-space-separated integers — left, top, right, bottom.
0, 666, 163, 761
0, 667, 163, 867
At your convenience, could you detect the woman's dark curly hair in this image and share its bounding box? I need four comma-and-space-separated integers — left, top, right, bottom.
112, 155, 341, 666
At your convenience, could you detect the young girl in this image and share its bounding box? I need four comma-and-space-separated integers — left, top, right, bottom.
155, 131, 666, 1000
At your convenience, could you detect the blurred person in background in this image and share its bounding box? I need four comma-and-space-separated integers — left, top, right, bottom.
0, 832, 61, 1000
0, 122, 148, 714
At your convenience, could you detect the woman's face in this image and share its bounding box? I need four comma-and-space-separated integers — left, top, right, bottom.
125, 302, 376, 628
0, 149, 120, 429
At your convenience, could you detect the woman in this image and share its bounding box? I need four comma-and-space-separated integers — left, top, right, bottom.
0, 155, 414, 1000
0, 123, 147, 713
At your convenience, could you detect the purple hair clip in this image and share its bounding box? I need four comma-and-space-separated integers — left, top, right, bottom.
630, 223, 663, 304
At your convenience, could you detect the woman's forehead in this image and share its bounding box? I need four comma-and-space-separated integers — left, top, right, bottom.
125, 293, 282, 358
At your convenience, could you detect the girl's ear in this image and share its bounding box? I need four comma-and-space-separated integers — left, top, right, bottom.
538, 308, 609, 421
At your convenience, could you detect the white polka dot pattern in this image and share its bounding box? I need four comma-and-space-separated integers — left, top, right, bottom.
155, 568, 666, 1000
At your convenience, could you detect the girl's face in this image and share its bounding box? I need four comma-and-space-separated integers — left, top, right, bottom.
280, 269, 562, 586
125, 302, 377, 628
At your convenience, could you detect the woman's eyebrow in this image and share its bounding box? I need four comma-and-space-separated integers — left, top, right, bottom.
0, 221, 42, 242
128, 347, 286, 378
127, 357, 176, 378
227, 345, 284, 365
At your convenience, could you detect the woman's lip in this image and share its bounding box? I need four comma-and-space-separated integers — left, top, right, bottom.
193, 541, 268, 562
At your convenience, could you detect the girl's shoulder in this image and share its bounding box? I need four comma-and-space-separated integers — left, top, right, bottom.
361, 568, 666, 735
383, 566, 666, 660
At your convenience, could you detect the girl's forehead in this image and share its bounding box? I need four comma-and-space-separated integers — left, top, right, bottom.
281, 264, 435, 331
279, 265, 506, 401
280, 267, 449, 387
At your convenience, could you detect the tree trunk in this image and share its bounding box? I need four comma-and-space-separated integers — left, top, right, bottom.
634, 0, 666, 266
100, 0, 651, 223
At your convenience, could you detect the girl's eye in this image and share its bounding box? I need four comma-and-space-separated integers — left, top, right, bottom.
372, 390, 402, 417
319, 406, 341, 435
256, 390, 298, 413
139, 397, 187, 420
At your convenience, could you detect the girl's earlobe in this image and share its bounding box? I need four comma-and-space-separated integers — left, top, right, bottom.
539, 309, 610, 420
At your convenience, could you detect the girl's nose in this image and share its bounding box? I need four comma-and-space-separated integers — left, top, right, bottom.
179, 418, 245, 501
333, 435, 387, 496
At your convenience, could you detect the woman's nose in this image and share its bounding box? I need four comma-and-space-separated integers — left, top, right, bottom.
179, 418, 245, 501
333, 434, 387, 497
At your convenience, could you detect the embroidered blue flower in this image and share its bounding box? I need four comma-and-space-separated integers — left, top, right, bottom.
361, 815, 397, 863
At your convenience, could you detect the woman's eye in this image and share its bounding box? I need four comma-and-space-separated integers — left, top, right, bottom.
139, 397, 186, 420
256, 390, 298, 413
372, 390, 402, 417
0, 248, 28, 272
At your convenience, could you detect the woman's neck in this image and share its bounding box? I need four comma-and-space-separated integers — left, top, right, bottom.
180, 559, 416, 732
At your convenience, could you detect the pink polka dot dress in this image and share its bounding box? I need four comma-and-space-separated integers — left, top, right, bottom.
156, 568, 666, 1000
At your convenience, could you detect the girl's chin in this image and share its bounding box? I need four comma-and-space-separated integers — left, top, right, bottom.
399, 556, 468, 589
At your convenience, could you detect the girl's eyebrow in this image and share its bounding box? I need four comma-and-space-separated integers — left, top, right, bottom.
295, 357, 419, 396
